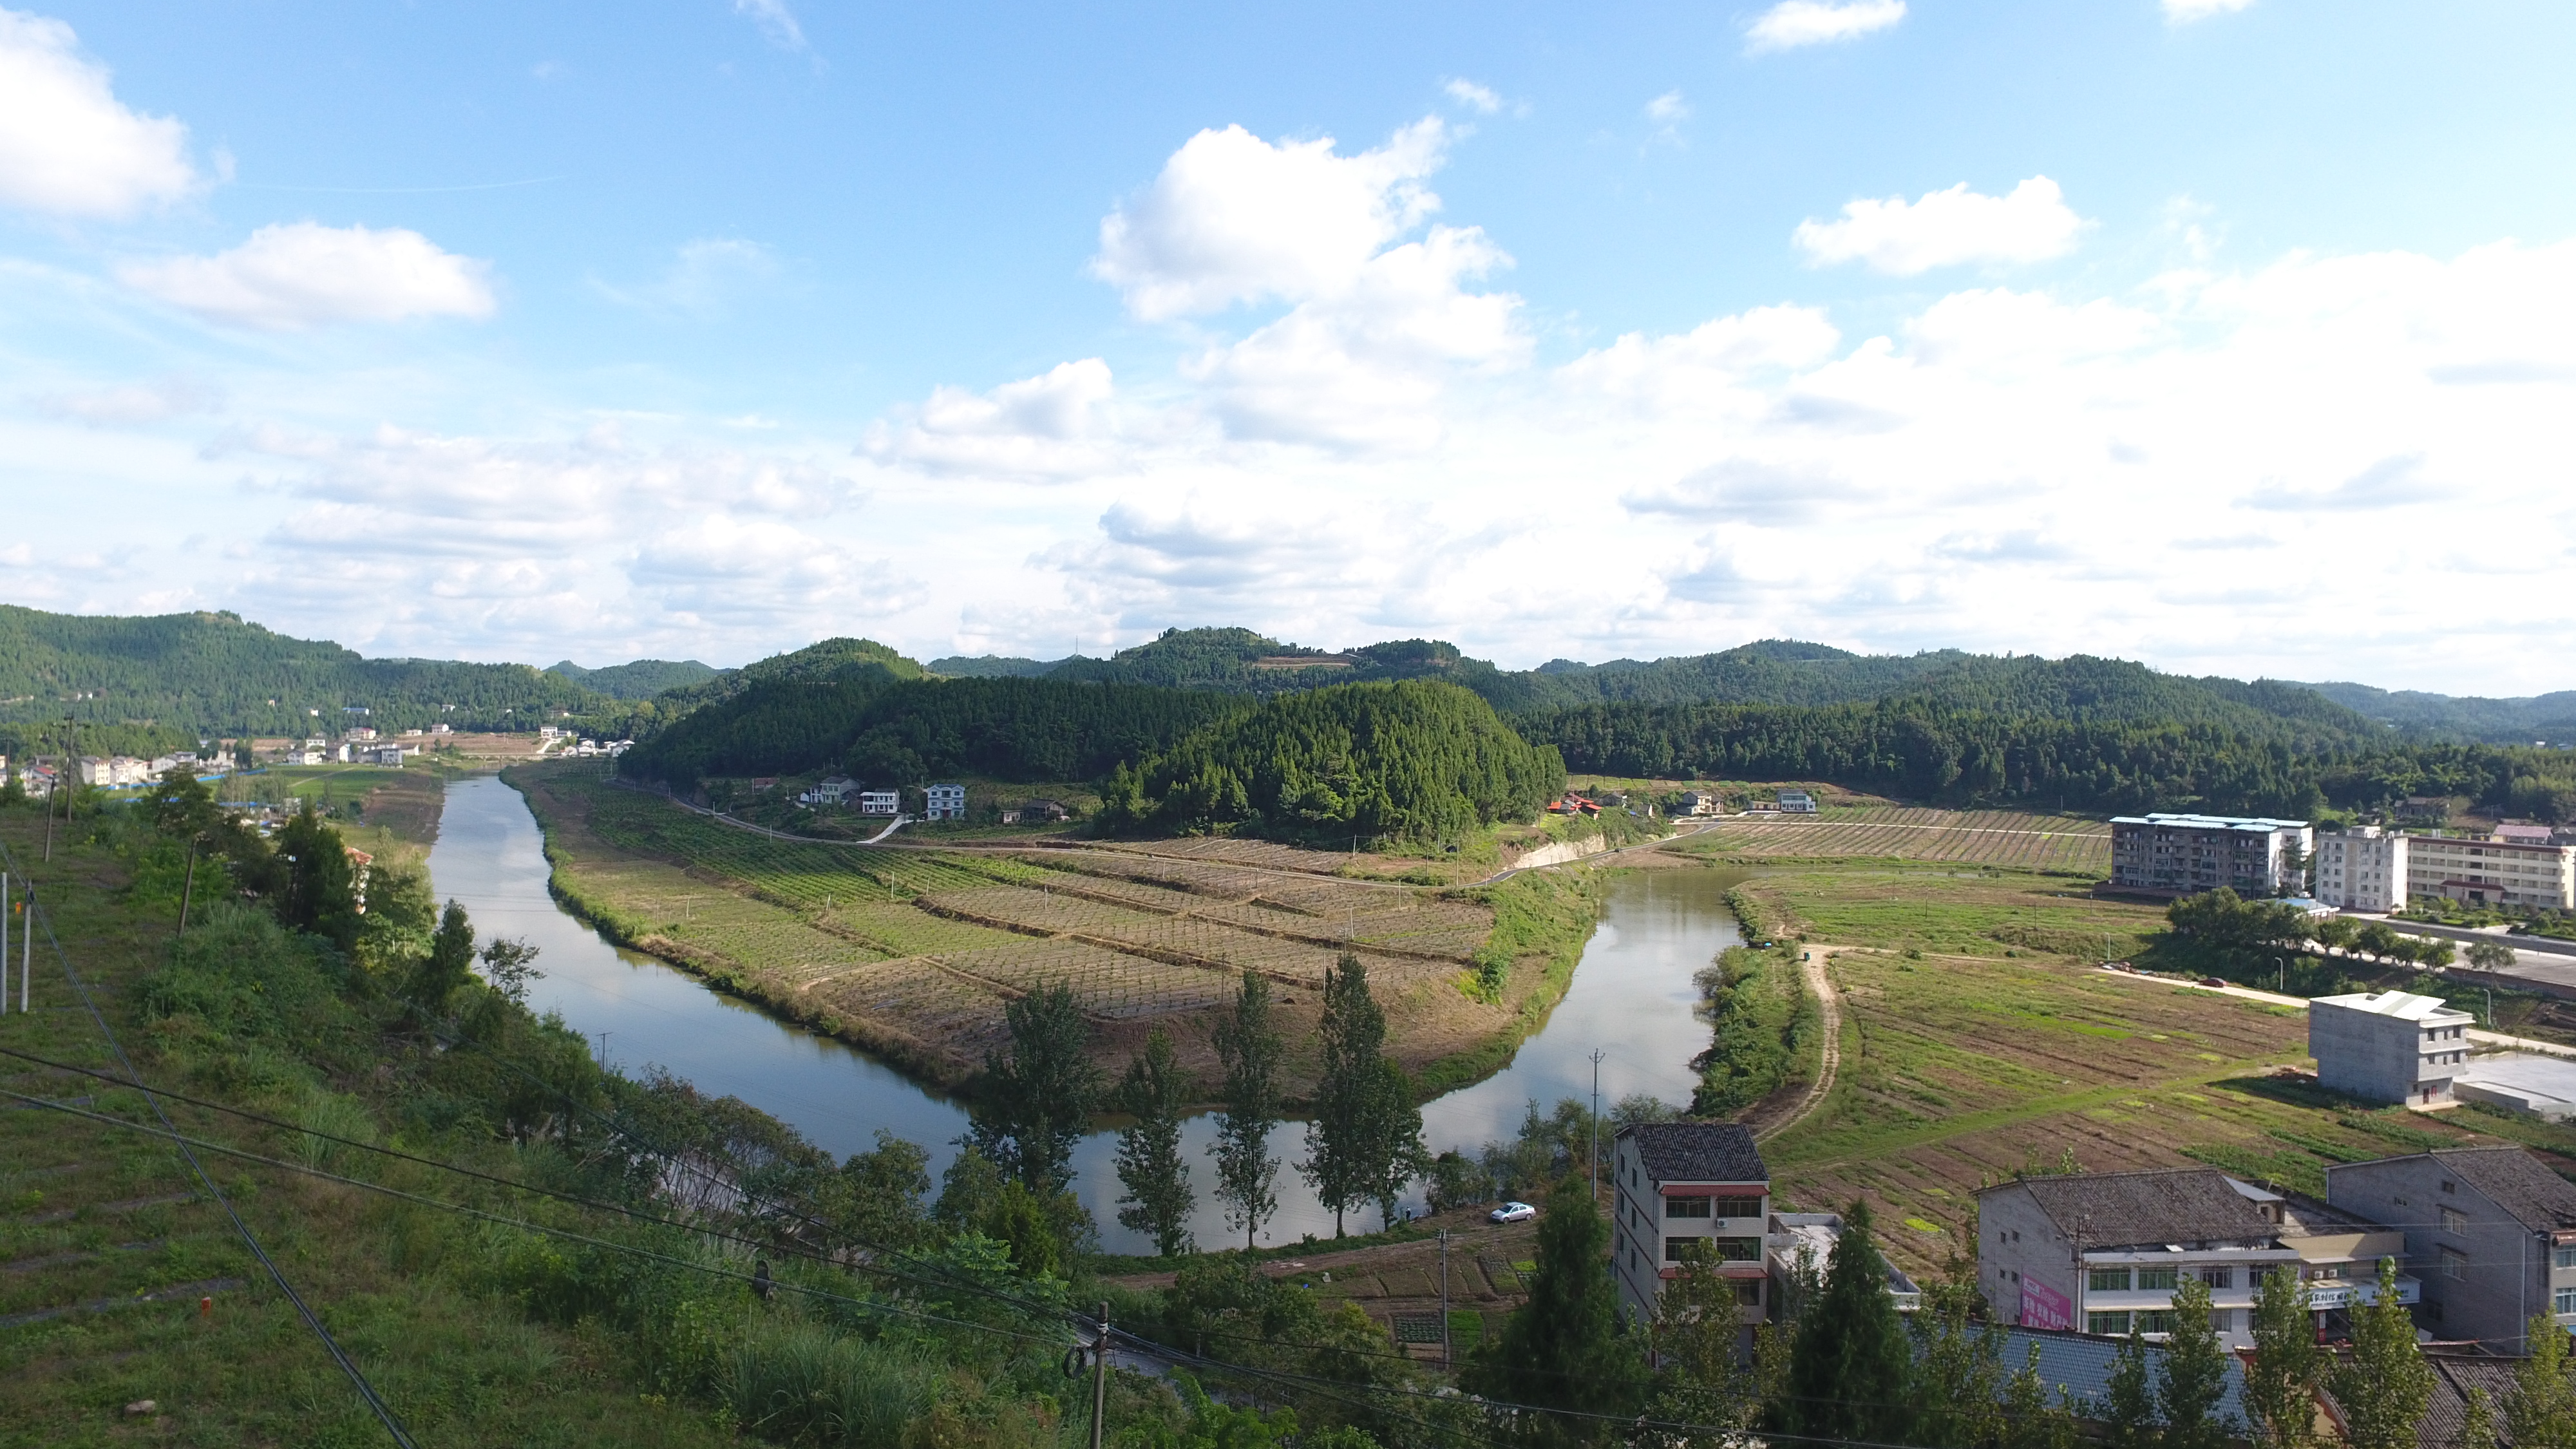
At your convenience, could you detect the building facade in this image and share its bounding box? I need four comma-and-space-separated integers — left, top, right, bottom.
2404, 833, 2576, 911
1777, 790, 1818, 814
1610, 1122, 1771, 1349
2326, 1147, 2576, 1353
2108, 813, 2315, 898
857, 790, 901, 817
2315, 827, 2409, 913
924, 783, 967, 820
1977, 1170, 2302, 1347
2310, 990, 2476, 1106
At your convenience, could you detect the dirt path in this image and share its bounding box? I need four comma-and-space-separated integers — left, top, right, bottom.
1747, 947, 1843, 1142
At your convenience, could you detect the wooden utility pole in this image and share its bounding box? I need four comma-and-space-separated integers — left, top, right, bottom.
1439, 1228, 1452, 1371
1090, 1302, 1110, 1449
177, 844, 200, 934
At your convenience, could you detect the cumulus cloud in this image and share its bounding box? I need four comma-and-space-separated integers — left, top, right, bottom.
1091, 118, 1449, 320
1794, 176, 2090, 274
859, 359, 1128, 480
0, 8, 204, 216
2164, 0, 2253, 21
1443, 79, 1501, 115
118, 222, 497, 330
1745, 0, 1907, 53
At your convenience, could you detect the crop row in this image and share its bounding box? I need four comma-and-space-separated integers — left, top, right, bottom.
1709, 809, 2112, 871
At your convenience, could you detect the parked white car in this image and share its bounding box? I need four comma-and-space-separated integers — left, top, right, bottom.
1488, 1201, 1537, 1224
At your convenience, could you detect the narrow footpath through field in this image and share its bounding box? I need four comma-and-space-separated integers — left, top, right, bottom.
1746, 948, 1844, 1142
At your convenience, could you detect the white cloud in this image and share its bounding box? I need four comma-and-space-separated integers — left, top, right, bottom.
1443, 79, 1501, 115
2164, 0, 2254, 22
593, 237, 781, 316
733, 0, 806, 49
0, 8, 203, 217
118, 222, 497, 330
1646, 91, 1690, 127
30, 375, 221, 426
1745, 0, 1908, 53
859, 359, 1131, 480
1091, 118, 1449, 321
1794, 176, 2090, 274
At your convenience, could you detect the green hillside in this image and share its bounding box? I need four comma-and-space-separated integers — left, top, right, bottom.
2293, 679, 2576, 744
1096, 680, 1564, 845
0, 605, 603, 747
545, 657, 719, 699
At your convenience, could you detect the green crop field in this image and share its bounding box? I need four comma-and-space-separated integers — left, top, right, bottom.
1679, 806, 2112, 874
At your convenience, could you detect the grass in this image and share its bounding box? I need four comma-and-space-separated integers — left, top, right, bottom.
1669, 806, 2112, 876
1724, 864, 2166, 961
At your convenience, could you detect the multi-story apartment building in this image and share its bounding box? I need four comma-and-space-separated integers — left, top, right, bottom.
2327, 1146, 2576, 1352
2403, 833, 2576, 911
2315, 826, 2409, 912
1610, 1122, 1770, 1350
2310, 989, 2476, 1106
1977, 1168, 2418, 1347
2108, 813, 2314, 899
924, 783, 968, 820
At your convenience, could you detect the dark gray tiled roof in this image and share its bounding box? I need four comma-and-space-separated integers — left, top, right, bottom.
1618, 1122, 1766, 1184
2011, 1169, 2275, 1249
1988, 1328, 2250, 1425
2431, 1146, 2576, 1231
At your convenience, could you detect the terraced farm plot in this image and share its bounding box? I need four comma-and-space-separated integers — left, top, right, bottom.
1692, 808, 2111, 873
512, 767, 1517, 1096
1732, 866, 2166, 960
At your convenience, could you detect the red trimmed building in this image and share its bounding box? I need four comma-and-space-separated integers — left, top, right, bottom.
1609, 1121, 1770, 1348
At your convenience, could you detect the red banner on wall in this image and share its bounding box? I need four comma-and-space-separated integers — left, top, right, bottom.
2021, 1277, 2072, 1332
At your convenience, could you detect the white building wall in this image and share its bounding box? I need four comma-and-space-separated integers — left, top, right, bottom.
2316, 828, 2408, 913
2310, 994, 2474, 1104
2405, 835, 2576, 911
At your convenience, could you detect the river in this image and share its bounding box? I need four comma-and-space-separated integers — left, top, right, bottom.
426, 774, 1742, 1253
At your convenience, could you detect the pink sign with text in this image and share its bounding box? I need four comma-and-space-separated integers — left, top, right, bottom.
2020, 1278, 2072, 1331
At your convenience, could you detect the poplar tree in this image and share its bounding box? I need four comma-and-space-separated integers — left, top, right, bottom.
2159, 1274, 2238, 1449
1303, 955, 1426, 1235
2244, 1266, 2321, 1449
2463, 1388, 2499, 1449
1466, 1178, 1644, 1448
1113, 1025, 1196, 1258
2506, 1312, 2576, 1449
2329, 1258, 2434, 1449
1780, 1199, 1913, 1445
1913, 1283, 2007, 1449
2103, 1331, 2159, 1449
403, 900, 479, 1011
2000, 1341, 2081, 1449
971, 982, 1101, 1193
1210, 971, 1283, 1251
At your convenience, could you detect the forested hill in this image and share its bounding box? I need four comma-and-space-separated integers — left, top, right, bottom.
547, 658, 719, 699
2291, 679, 2576, 745
1096, 680, 1563, 844
0, 605, 605, 746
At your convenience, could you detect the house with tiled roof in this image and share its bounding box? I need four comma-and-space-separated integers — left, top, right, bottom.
2327, 1146, 2576, 1352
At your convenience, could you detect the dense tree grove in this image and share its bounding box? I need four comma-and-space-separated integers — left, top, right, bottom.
1097, 681, 1564, 845
1524, 697, 2576, 822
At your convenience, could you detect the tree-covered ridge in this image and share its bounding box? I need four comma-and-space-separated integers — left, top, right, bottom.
2294, 678, 2576, 744
0, 603, 603, 739
545, 657, 719, 699
620, 673, 1251, 786
1097, 680, 1564, 845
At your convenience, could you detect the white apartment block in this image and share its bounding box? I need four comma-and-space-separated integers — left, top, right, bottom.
2315, 827, 2409, 912
1610, 1122, 1771, 1351
856, 790, 900, 817
2310, 990, 2475, 1106
2109, 813, 2314, 898
923, 783, 967, 820
2405, 832, 2576, 911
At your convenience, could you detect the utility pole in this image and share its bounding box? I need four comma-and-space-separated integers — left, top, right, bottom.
177, 844, 199, 934
1589, 1048, 1605, 1199
1439, 1227, 1452, 1372
1090, 1302, 1110, 1449
1, 871, 9, 1016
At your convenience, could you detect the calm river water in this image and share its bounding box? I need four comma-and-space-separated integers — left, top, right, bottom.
426, 775, 1741, 1253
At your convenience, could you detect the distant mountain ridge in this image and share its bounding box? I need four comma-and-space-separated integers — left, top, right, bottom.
545, 658, 719, 700
2289, 680, 2576, 746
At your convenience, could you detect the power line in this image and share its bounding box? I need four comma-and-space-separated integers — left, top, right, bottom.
0, 839, 418, 1448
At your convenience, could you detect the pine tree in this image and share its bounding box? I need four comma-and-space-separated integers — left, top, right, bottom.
1211, 971, 1283, 1251
1466, 1178, 1645, 1448
1114, 1025, 1196, 1258
2160, 1275, 2237, 1449
970, 982, 1102, 1193
2330, 1258, 2434, 1449
2244, 1266, 2320, 1449
2506, 1313, 2576, 1449
402, 900, 478, 1012
2103, 1330, 2159, 1449
1780, 1200, 1913, 1444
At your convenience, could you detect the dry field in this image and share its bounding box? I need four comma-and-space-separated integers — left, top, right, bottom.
513, 768, 1540, 1098
1682, 807, 2112, 875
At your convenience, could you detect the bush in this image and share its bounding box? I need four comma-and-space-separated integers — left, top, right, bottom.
719, 1322, 935, 1448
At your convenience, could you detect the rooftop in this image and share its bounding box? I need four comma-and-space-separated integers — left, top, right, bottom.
2110, 812, 2309, 832
2312, 990, 2475, 1023
1984, 1168, 2278, 1249
2333, 1146, 2576, 1232
1617, 1121, 1767, 1185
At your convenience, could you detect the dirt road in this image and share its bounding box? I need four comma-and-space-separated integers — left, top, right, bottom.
1745, 947, 1843, 1141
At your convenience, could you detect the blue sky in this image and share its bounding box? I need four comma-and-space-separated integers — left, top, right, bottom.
5, 1, 2575, 689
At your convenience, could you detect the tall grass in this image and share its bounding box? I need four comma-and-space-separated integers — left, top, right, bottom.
719, 1323, 935, 1448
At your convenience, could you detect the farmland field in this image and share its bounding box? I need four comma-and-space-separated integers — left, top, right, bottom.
1676, 806, 2112, 874
508, 765, 1566, 1099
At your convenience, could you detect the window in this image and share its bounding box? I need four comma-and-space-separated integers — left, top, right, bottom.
1712, 1196, 1764, 1219
2442, 1248, 2469, 1281
2201, 1267, 2234, 1289
2136, 1267, 2179, 1291
2557, 1289, 2576, 1316
2090, 1267, 2131, 1292
2553, 1247, 2576, 1271
2442, 1208, 2469, 1235
1737, 1282, 1764, 1305
1666, 1237, 1696, 1262
2134, 1311, 2175, 1336
1714, 1237, 1763, 1262
2087, 1311, 2131, 1336
1666, 1196, 1712, 1219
